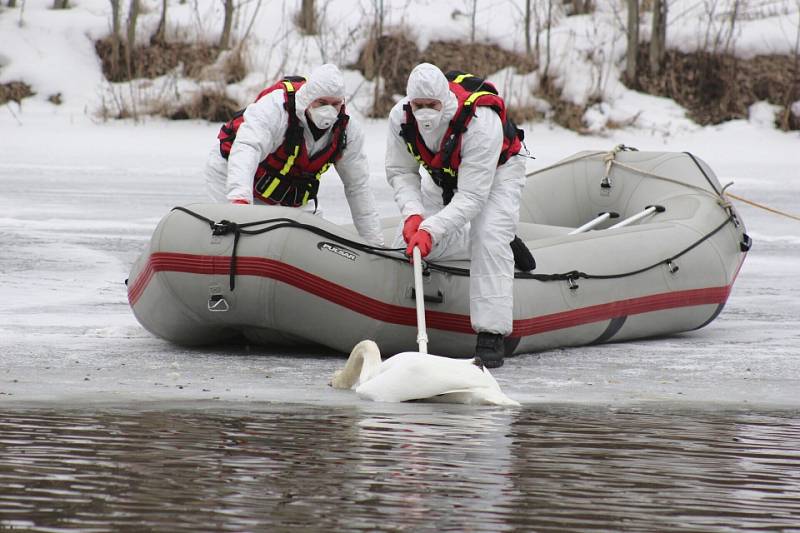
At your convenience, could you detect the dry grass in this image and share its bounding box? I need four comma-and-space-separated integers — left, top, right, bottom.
421, 41, 536, 78
169, 89, 241, 122
0, 81, 35, 105
634, 48, 799, 130
535, 77, 589, 132
507, 105, 545, 125
95, 36, 221, 82
351, 32, 537, 117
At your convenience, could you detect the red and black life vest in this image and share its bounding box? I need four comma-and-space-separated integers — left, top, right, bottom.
399, 71, 524, 205
217, 76, 349, 207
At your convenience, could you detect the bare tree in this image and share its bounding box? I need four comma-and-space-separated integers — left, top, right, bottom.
152, 0, 168, 44
626, 0, 639, 83
125, 0, 140, 75
219, 0, 234, 49
369, 0, 385, 116
779, 1, 800, 130
110, 0, 121, 38
107, 0, 123, 77
721, 0, 741, 54
649, 0, 667, 75
298, 0, 317, 35
543, 0, 553, 82
524, 0, 532, 57
470, 0, 477, 43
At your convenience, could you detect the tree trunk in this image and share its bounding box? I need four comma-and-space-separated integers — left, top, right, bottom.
219, 0, 234, 49
470, 0, 477, 43
524, 0, 532, 57
152, 0, 167, 44
649, 0, 667, 75
299, 0, 316, 35
52, 0, 68, 8
110, 0, 121, 38
8, 0, 17, 8
126, 0, 140, 77
543, 0, 552, 82
626, 0, 639, 84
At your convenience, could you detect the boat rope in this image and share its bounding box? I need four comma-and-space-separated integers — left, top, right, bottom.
526, 146, 798, 224
170, 206, 741, 291
723, 191, 800, 222
171, 207, 405, 290
528, 145, 731, 207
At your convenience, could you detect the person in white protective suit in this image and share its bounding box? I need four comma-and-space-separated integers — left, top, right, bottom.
203, 63, 384, 246
385, 63, 529, 368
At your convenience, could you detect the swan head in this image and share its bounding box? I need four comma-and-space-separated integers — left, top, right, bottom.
330, 340, 383, 390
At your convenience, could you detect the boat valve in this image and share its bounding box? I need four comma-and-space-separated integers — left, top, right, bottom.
666, 260, 679, 274
567, 277, 580, 291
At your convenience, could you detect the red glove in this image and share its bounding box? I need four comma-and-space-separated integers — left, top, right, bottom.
405, 229, 432, 259
402, 214, 424, 244
231, 199, 249, 205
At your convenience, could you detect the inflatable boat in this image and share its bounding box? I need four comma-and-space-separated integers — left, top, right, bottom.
127, 148, 750, 357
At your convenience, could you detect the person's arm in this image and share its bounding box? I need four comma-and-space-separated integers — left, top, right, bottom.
333, 119, 385, 246
385, 103, 425, 218
226, 92, 287, 203
419, 109, 503, 243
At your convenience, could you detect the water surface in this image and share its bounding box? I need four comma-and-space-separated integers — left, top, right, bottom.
2, 404, 799, 531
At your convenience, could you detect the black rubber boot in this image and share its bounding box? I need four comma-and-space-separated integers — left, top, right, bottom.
475, 332, 505, 369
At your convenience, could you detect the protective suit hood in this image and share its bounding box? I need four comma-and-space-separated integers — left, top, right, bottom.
295, 64, 346, 123
406, 63, 458, 148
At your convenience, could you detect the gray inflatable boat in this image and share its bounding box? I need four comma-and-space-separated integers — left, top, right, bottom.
127, 149, 750, 357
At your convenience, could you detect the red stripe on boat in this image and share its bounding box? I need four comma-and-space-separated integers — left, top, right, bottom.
128, 252, 735, 337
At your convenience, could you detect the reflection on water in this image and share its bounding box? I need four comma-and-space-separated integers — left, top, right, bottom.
1, 404, 799, 532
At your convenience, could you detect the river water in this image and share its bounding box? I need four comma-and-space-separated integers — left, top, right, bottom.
2, 404, 799, 532
2, 121, 799, 530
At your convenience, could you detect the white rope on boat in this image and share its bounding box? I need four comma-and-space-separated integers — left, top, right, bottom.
525, 145, 731, 208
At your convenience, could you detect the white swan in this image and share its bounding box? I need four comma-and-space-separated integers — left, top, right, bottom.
330, 340, 520, 406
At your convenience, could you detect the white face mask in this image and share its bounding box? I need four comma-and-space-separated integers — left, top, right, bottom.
308, 105, 339, 129
413, 108, 443, 131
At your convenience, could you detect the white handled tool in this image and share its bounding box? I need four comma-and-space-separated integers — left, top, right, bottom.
412, 246, 429, 354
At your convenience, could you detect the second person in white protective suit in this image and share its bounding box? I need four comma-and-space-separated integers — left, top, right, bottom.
203, 63, 384, 246
385, 63, 530, 368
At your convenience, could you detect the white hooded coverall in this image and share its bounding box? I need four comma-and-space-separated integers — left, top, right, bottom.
385, 63, 526, 336
204, 64, 385, 246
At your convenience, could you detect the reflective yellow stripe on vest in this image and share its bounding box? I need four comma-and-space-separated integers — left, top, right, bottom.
280, 144, 300, 175
261, 176, 282, 198
464, 90, 494, 106
452, 73, 474, 84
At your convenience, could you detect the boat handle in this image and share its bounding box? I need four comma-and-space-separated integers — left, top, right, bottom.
410, 288, 445, 304
608, 205, 665, 229
569, 211, 620, 235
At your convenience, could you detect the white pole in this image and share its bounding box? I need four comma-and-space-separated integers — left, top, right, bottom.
412, 246, 429, 354
569, 212, 617, 235
608, 206, 662, 229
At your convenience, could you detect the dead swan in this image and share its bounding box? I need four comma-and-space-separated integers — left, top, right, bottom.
330, 340, 520, 406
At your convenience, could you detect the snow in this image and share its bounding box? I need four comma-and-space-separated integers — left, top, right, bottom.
1, 0, 799, 407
